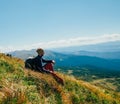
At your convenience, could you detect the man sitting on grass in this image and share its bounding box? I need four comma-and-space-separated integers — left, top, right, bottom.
25, 48, 55, 73
25, 48, 64, 85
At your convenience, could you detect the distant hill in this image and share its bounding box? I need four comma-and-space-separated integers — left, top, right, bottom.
9, 49, 37, 59
55, 55, 120, 70
70, 51, 120, 59
0, 53, 120, 104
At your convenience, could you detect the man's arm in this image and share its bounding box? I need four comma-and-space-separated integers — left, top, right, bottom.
42, 58, 54, 63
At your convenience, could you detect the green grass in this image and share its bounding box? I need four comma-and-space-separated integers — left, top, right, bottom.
0, 53, 120, 104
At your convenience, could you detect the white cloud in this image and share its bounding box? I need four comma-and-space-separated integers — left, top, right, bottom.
28, 34, 120, 49
0, 34, 120, 52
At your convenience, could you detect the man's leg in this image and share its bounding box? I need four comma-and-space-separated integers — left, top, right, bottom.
43, 63, 54, 72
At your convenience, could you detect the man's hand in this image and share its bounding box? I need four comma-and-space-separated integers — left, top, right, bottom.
52, 60, 55, 64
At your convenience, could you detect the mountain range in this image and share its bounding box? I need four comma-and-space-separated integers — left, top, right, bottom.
7, 41, 120, 71
8, 51, 120, 71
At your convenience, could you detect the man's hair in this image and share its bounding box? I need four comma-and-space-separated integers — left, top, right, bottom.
36, 48, 44, 55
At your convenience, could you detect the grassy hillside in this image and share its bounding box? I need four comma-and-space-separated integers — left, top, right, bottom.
0, 53, 120, 104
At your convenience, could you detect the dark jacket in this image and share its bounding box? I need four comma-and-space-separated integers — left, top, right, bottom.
25, 55, 52, 73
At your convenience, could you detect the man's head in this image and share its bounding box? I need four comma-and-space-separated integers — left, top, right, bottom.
36, 48, 44, 56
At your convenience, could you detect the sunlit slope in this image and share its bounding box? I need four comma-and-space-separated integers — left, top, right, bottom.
0, 53, 120, 104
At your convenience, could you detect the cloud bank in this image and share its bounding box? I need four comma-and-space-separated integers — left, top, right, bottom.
22, 33, 120, 49
0, 34, 120, 52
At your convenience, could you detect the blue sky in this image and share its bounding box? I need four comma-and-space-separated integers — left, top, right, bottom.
0, 0, 120, 52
